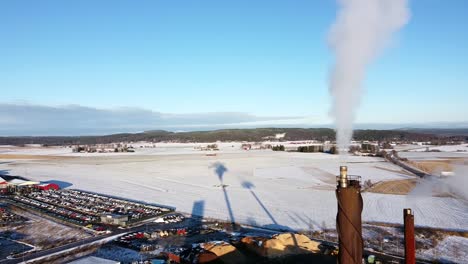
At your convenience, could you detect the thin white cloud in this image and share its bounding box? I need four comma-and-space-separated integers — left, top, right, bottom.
0, 103, 309, 136
1, 103, 465, 136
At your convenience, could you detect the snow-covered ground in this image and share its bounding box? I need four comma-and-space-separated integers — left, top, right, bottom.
1, 144, 467, 232
93, 245, 142, 263
0, 142, 254, 156
0, 145, 72, 156
407, 144, 468, 153
398, 143, 468, 160
419, 236, 468, 263
399, 151, 468, 160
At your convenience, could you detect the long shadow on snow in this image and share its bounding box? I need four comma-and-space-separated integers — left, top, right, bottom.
210, 162, 235, 230
241, 180, 298, 246
181, 178, 335, 263
0, 169, 10, 177
0, 172, 31, 182
189, 200, 205, 228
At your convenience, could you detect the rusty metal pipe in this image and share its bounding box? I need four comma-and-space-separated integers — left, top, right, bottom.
404, 208, 416, 264
336, 166, 363, 264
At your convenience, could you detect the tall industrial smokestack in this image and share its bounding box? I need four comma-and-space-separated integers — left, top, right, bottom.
328, 0, 410, 153
336, 166, 363, 264
404, 208, 416, 264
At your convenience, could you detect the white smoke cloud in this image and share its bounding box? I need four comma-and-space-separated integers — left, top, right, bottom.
409, 163, 468, 201
328, 0, 410, 152
448, 164, 468, 200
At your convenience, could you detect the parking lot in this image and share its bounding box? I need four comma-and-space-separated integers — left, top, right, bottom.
12, 189, 172, 226
0, 204, 27, 226
0, 238, 34, 260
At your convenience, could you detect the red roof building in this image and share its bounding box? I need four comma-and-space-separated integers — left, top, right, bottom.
36, 183, 60, 191
0, 177, 7, 192
166, 253, 181, 263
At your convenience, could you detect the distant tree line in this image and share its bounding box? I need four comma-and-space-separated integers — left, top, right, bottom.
297, 145, 324, 153
296, 145, 338, 154
0, 128, 466, 146
272, 145, 285, 151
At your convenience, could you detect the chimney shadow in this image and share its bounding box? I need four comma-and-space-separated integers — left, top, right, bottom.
292, 212, 321, 231
190, 200, 205, 228
241, 180, 298, 246
222, 185, 235, 229
210, 162, 235, 229
210, 162, 228, 184
241, 180, 278, 226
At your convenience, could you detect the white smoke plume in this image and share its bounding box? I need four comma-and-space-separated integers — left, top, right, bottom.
328, 0, 410, 153
450, 164, 468, 200
408, 163, 468, 201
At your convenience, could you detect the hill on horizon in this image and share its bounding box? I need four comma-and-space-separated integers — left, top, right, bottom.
0, 128, 467, 146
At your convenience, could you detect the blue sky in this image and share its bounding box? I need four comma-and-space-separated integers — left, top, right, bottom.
0, 0, 467, 135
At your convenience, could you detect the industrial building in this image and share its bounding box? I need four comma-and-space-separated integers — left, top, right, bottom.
6, 178, 40, 193
7, 179, 40, 187
35, 182, 60, 191
0, 178, 60, 194
100, 214, 129, 226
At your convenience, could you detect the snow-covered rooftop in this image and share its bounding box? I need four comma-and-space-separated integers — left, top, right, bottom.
7, 179, 40, 186
68, 256, 119, 264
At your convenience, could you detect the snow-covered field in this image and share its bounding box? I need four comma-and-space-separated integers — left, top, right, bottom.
1, 144, 467, 232
399, 151, 468, 160
0, 142, 260, 156
408, 144, 468, 153
398, 143, 468, 160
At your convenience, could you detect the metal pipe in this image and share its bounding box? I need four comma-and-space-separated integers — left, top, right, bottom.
336, 166, 363, 264
404, 208, 416, 264
339, 165, 348, 188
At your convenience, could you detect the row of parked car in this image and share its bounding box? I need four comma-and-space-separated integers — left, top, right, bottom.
118, 228, 189, 249
13, 195, 97, 224
23, 189, 170, 222
155, 213, 185, 224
